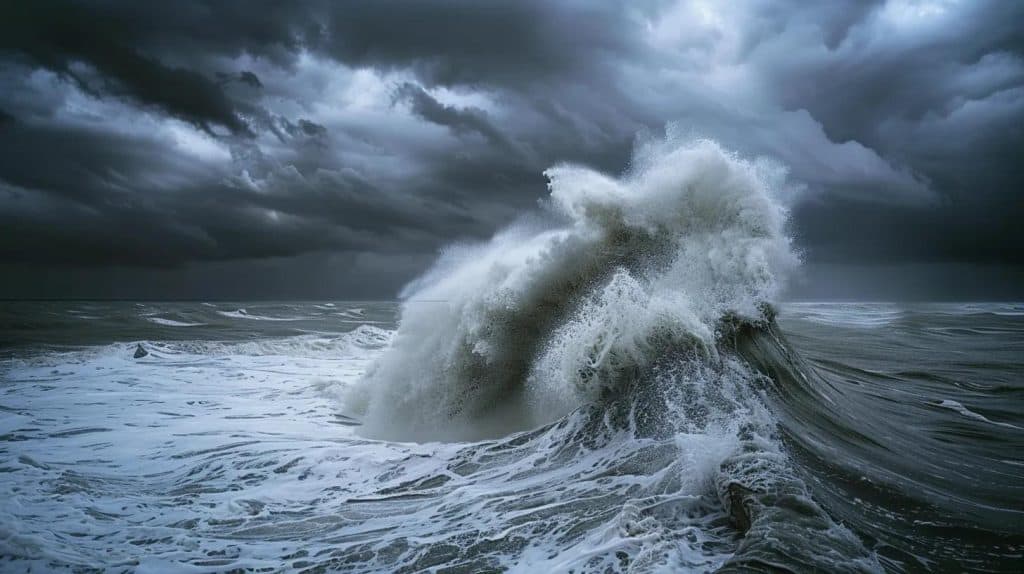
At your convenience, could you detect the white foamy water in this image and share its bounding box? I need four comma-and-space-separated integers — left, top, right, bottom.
1, 332, 385, 571
0, 331, 799, 572
2, 298, 1021, 572
147, 317, 206, 327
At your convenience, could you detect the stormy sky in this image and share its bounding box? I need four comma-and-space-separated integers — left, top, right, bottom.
0, 0, 1021, 300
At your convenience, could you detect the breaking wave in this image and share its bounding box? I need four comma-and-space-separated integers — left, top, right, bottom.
342, 136, 887, 571
349, 136, 797, 441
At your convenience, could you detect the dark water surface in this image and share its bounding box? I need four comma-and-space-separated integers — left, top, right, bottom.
776, 303, 1024, 572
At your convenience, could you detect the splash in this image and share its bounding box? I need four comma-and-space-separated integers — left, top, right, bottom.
348, 136, 798, 441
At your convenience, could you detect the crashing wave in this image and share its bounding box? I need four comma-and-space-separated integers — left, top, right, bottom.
347, 136, 797, 441
340, 134, 883, 571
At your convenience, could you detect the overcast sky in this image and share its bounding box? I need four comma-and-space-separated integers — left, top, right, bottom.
1, 0, 1021, 299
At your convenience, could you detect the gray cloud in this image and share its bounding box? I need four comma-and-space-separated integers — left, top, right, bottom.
395, 83, 513, 151
1, 2, 253, 135
237, 71, 263, 89
0, 0, 1021, 298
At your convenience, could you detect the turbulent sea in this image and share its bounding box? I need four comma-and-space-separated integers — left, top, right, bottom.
1, 301, 1021, 573
2, 140, 1022, 573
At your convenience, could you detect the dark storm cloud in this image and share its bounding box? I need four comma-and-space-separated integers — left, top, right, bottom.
395, 83, 512, 151
237, 71, 263, 89
0, 113, 471, 268
297, 119, 327, 139
0, 2, 253, 135
315, 0, 643, 87
770, 3, 1024, 143
0, 0, 1021, 298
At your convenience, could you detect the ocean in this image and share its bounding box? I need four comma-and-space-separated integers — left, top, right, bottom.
2, 141, 1022, 572
0, 300, 1021, 573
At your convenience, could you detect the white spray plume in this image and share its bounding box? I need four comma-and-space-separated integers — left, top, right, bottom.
347, 136, 798, 441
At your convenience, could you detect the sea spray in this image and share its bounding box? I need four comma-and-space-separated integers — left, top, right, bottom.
348, 136, 798, 441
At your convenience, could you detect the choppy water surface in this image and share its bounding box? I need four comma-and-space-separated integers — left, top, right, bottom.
0, 301, 1021, 573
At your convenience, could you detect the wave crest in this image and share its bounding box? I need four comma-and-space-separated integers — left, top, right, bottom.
349, 137, 798, 441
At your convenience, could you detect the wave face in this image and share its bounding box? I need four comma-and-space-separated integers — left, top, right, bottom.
350, 137, 797, 442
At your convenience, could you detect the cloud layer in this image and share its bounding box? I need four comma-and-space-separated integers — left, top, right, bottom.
1, 0, 1021, 297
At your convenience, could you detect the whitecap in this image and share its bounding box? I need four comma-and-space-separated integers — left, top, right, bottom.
217, 309, 307, 321
936, 399, 1021, 429
147, 317, 205, 327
